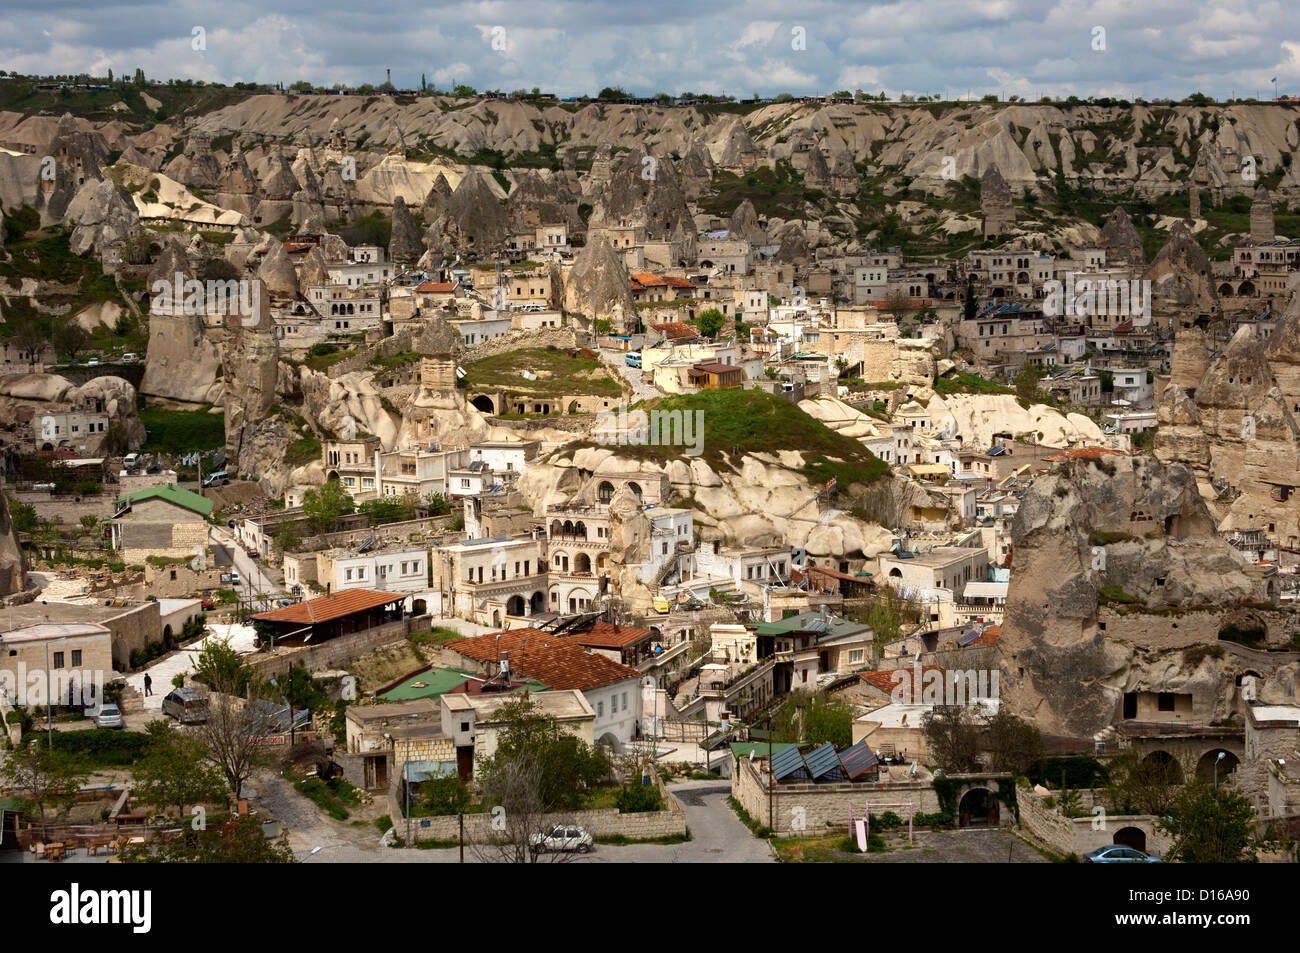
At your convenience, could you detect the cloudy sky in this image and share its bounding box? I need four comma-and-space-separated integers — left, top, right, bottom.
2, 0, 1297, 101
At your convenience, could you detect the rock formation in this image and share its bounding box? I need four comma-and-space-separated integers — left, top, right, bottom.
0, 492, 28, 600
980, 164, 1015, 238
561, 233, 638, 333
1250, 185, 1275, 243
1098, 206, 1145, 268
1000, 453, 1290, 741
388, 195, 422, 263
64, 177, 139, 257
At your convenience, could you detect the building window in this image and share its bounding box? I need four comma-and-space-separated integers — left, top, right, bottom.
53, 651, 65, 668
597, 702, 604, 718
71, 650, 82, 666
1157, 693, 1176, 712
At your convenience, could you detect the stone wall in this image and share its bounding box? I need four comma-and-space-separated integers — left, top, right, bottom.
1017, 780, 1171, 857
730, 754, 976, 836
462, 325, 581, 363
243, 617, 421, 679
326, 328, 418, 380
392, 769, 686, 844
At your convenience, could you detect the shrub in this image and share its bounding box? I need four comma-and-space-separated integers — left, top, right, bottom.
615, 781, 664, 814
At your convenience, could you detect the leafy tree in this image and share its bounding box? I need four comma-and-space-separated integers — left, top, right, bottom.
52, 319, 90, 361
984, 711, 1043, 774
423, 773, 472, 815
302, 479, 355, 534
192, 637, 252, 696
422, 490, 449, 516
597, 87, 630, 100
1158, 783, 1256, 862
772, 691, 854, 748
1013, 363, 1046, 401
962, 278, 977, 322
696, 307, 726, 340
1, 738, 89, 837
132, 720, 227, 820
1104, 749, 1184, 815
121, 814, 295, 862
921, 705, 982, 771
9, 500, 38, 534
358, 496, 407, 526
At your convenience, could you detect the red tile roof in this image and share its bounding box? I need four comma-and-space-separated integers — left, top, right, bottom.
662, 276, 695, 289
974, 625, 1000, 646
416, 281, 456, 293
446, 628, 641, 691
650, 321, 696, 339
859, 665, 945, 698
630, 272, 670, 286
568, 620, 654, 649
250, 588, 405, 625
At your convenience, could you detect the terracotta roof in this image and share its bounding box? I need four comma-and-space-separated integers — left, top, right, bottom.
251, 588, 404, 625
630, 272, 670, 286
416, 281, 456, 293
567, 620, 654, 649
690, 361, 742, 376
447, 628, 641, 691
650, 321, 696, 339
629, 277, 646, 291
661, 276, 695, 289
974, 625, 1001, 646
859, 665, 945, 697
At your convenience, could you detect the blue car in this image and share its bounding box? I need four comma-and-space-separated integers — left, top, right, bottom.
1083, 845, 1161, 863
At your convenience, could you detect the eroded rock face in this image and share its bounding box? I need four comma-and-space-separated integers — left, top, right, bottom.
0, 373, 145, 452
1144, 220, 1219, 319
0, 492, 28, 599
561, 232, 637, 332
727, 199, 766, 245
64, 177, 139, 256
1250, 185, 1275, 243
1098, 206, 1146, 267
1000, 454, 1284, 741
388, 194, 422, 263
980, 164, 1015, 238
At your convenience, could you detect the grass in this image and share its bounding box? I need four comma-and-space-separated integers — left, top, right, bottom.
934, 373, 1015, 396
1098, 585, 1143, 606
139, 406, 226, 453
595, 831, 692, 845
460, 346, 622, 400
576, 389, 889, 488
406, 627, 464, 646
294, 777, 351, 820
727, 796, 773, 839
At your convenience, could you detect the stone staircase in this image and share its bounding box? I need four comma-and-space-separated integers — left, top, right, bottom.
117, 682, 145, 715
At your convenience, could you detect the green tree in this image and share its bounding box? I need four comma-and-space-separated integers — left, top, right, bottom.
131, 720, 227, 820
192, 637, 252, 696
1014, 363, 1046, 401
984, 711, 1043, 774
478, 699, 610, 813
963, 278, 977, 322
1, 738, 89, 838
696, 307, 726, 340
773, 691, 854, 748
52, 319, 90, 361
921, 705, 982, 772
1158, 783, 1257, 862
9, 500, 38, 534
423, 773, 473, 815
121, 813, 295, 863
358, 496, 407, 526
302, 479, 355, 534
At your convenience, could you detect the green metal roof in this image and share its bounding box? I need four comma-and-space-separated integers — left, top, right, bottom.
116, 483, 214, 518
754, 610, 868, 639
379, 667, 548, 702
729, 741, 795, 759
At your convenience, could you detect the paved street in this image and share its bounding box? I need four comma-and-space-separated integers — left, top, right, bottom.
600, 347, 661, 403
209, 524, 283, 601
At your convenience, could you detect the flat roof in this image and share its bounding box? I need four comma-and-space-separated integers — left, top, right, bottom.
0, 622, 112, 643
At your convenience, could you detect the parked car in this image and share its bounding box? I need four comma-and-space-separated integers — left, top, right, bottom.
625, 351, 642, 368
91, 704, 124, 729
161, 688, 209, 724
86, 357, 100, 366
202, 470, 229, 488
1083, 845, 1161, 863
529, 824, 593, 855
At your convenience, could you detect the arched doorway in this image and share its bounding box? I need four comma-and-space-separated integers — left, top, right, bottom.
1196, 749, 1240, 784
470, 394, 495, 414
627, 481, 643, 499
162, 624, 173, 648
958, 788, 998, 828
1113, 827, 1147, 852
492, 609, 501, 626
506, 595, 525, 616
574, 553, 592, 574
598, 481, 614, 503
529, 591, 545, 614
411, 598, 427, 617
1140, 750, 1183, 785
597, 732, 621, 754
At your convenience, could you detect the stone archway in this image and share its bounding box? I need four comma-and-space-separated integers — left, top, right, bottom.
1113, 826, 1147, 851
1141, 750, 1183, 784
470, 394, 495, 415
1196, 749, 1240, 785
958, 788, 998, 828
529, 591, 545, 614
506, 594, 526, 616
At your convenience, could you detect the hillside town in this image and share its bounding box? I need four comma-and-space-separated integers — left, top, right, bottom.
0, 59, 1298, 877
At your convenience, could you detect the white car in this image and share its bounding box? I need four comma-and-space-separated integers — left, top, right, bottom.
90, 704, 124, 729
529, 825, 593, 855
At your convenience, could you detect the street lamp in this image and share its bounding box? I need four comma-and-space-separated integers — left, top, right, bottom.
43, 635, 68, 749
403, 712, 419, 848
1215, 751, 1227, 788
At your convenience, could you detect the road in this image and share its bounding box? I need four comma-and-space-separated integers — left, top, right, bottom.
209, 524, 283, 603
291, 780, 774, 864
600, 347, 661, 403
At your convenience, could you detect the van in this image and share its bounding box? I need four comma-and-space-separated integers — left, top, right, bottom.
121, 352, 139, 363
202, 470, 229, 488
625, 351, 642, 368
161, 688, 209, 724
123, 453, 140, 470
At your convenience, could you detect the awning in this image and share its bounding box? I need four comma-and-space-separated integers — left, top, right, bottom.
963, 581, 1009, 600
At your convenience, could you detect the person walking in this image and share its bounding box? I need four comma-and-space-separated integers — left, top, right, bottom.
143, 673, 152, 698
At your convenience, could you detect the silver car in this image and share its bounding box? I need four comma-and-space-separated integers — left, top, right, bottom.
92, 704, 124, 729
